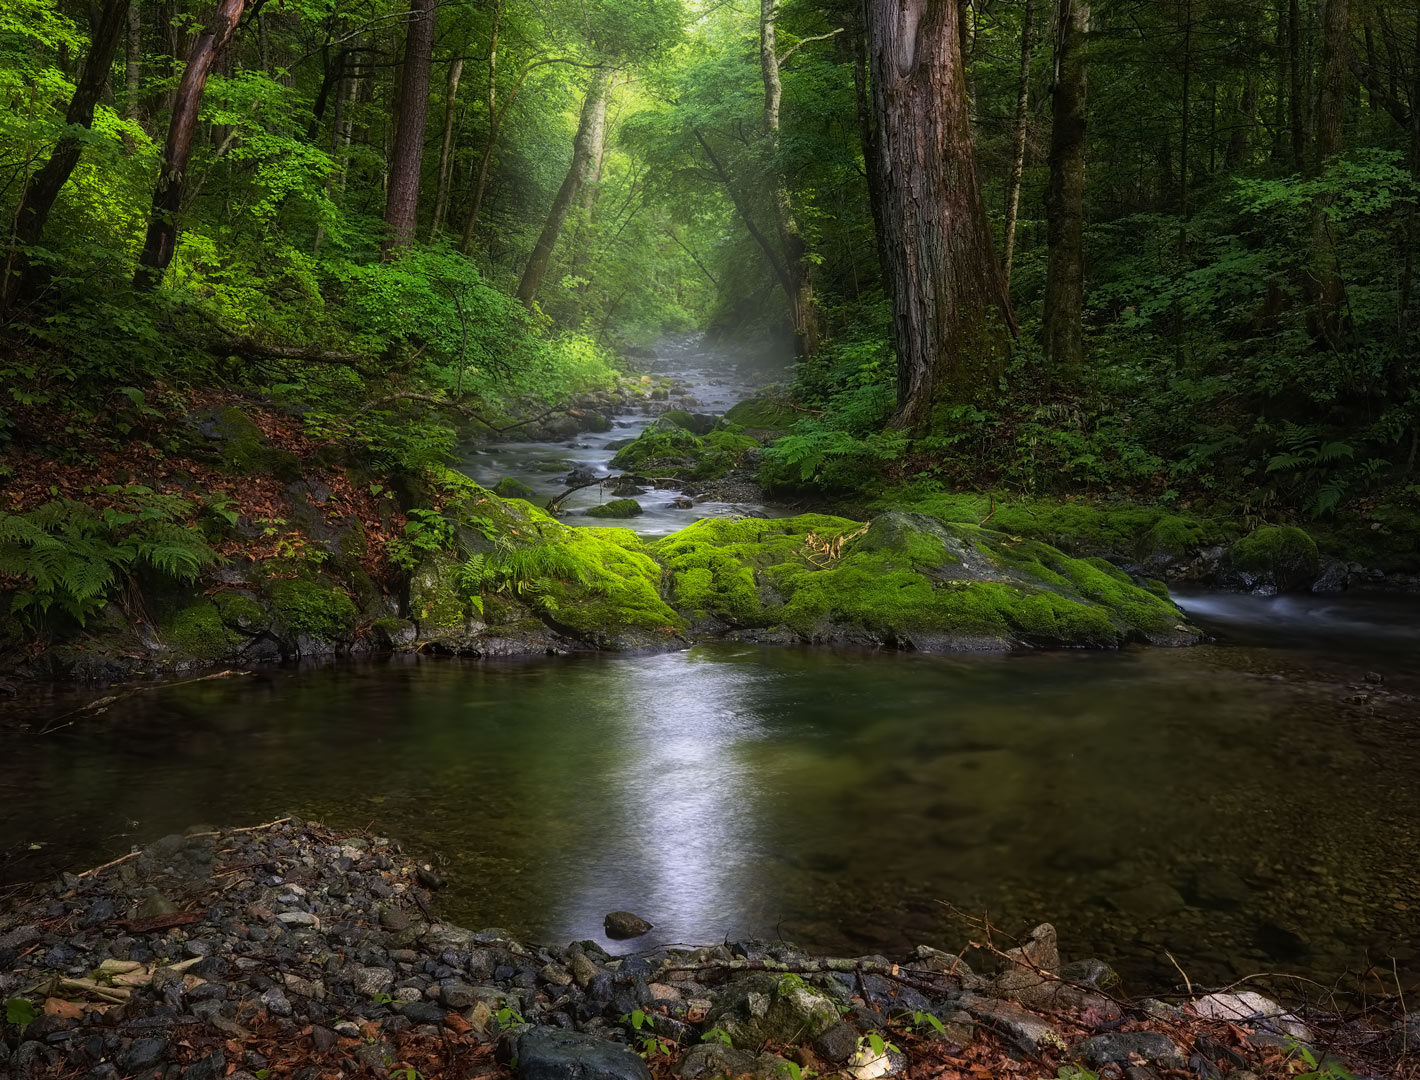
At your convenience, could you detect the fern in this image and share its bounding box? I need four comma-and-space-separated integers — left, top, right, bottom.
0, 493, 218, 627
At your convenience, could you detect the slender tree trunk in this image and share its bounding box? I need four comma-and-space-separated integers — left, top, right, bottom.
1272, 0, 1287, 161
460, 0, 502, 254
1179, 0, 1192, 218
760, 0, 820, 356
381, 0, 435, 254
124, 0, 142, 120
696, 128, 795, 302
863, 0, 1016, 427
569, 106, 609, 283
1044, 0, 1089, 373
517, 68, 613, 307
1289, 0, 1306, 169
1308, 0, 1350, 345
2, 0, 130, 306
133, 0, 247, 289
1002, 0, 1036, 285
1401, 13, 1420, 332
429, 58, 463, 239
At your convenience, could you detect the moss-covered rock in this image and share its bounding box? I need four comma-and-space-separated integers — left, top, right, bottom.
268, 577, 359, 641
492, 476, 536, 499
213, 406, 302, 482
213, 591, 268, 633
161, 601, 244, 661
650, 511, 1197, 650
371, 616, 417, 648
610, 425, 758, 481
409, 551, 470, 632
1225, 525, 1319, 592
586, 499, 643, 519
724, 395, 800, 432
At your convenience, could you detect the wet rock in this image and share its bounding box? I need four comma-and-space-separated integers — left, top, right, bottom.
348, 964, 394, 997
1074, 1031, 1185, 1068
1059, 958, 1117, 990
846, 1044, 908, 1079
705, 973, 841, 1049
603, 912, 653, 940
182, 1051, 226, 1080
813, 1022, 862, 1064
990, 922, 1059, 1005
515, 1027, 652, 1080
959, 993, 1065, 1054
440, 980, 479, 1009
260, 987, 293, 1017
1191, 992, 1311, 1042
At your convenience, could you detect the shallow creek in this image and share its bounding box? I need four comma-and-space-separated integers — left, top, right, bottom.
3, 343, 1419, 996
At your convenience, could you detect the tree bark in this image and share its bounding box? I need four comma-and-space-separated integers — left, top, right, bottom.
1002, 0, 1036, 286
133, 0, 247, 289
429, 58, 463, 239
1, 0, 129, 307
863, 0, 1015, 427
1308, 0, 1350, 345
382, 0, 436, 254
124, 0, 142, 120
1288, 0, 1306, 170
460, 0, 502, 254
517, 68, 613, 307
1043, 0, 1088, 373
760, 0, 820, 356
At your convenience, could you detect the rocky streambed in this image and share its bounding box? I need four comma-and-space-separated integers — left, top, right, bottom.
1, 820, 1409, 1080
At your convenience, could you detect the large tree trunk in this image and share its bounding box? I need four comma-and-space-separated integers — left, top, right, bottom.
1043, 0, 1088, 373
863, 0, 1015, 428
760, 0, 820, 356
124, 0, 142, 120
1, 0, 129, 307
1288, 0, 1306, 170
133, 0, 246, 289
381, 0, 436, 254
429, 58, 463, 239
1002, 0, 1036, 286
517, 69, 613, 307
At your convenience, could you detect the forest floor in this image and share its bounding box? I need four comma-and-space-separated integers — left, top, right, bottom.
1, 817, 1416, 1080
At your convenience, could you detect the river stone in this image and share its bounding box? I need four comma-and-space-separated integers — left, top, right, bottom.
1059, 958, 1118, 990
1190, 991, 1311, 1041
1074, 1031, 1185, 1068
569, 952, 603, 988
705, 973, 840, 1049
604, 912, 653, 939
121, 1037, 168, 1072
959, 993, 1065, 1054
515, 1028, 652, 1080
990, 922, 1059, 1005
675, 1044, 788, 1080
813, 1022, 861, 1064
348, 964, 394, 997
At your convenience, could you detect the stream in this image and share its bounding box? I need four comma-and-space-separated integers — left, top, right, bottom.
3, 340, 1419, 996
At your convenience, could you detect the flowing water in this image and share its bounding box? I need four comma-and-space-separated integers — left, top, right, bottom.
3, 341, 1419, 996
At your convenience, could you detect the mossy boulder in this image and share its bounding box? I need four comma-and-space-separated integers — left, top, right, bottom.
660, 409, 717, 435
492, 476, 536, 499
1225, 525, 1319, 592
586, 499, 643, 519
161, 601, 244, 662
610, 425, 757, 481
650, 511, 1197, 650
268, 577, 359, 641
705, 974, 841, 1050
212, 406, 302, 482
724, 395, 800, 432
409, 550, 471, 633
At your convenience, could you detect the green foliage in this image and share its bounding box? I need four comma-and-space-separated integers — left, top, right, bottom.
5, 996, 36, 1033
387, 509, 456, 572
0, 489, 218, 626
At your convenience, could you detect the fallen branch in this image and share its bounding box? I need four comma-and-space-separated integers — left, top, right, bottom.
111, 910, 204, 934
40, 669, 253, 734
76, 816, 291, 879
544, 473, 678, 513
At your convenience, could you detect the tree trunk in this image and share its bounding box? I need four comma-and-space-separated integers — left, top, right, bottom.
460, 0, 502, 254
1289, 0, 1306, 169
124, 0, 142, 120
1308, 0, 1350, 345
1179, 0, 1191, 217
429, 58, 463, 239
381, 0, 436, 254
1002, 0, 1036, 285
568, 104, 609, 283
1043, 0, 1088, 373
863, 0, 1015, 427
133, 0, 247, 289
2, 0, 130, 306
760, 0, 819, 356
517, 68, 613, 307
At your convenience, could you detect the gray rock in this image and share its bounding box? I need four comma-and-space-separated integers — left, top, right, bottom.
516, 1028, 652, 1080
959, 993, 1065, 1054
569, 952, 603, 988
1390, 1013, 1420, 1056
1059, 958, 1118, 990
260, 988, 293, 1017
121, 1037, 168, 1072
182, 1050, 226, 1080
604, 912, 653, 940
440, 980, 479, 1009
276, 910, 318, 928
334, 1021, 361, 1038
380, 906, 411, 931
990, 922, 1059, 1005
814, 1022, 861, 1064
1074, 1031, 1185, 1068
348, 964, 394, 997
705, 973, 841, 1050
675, 1044, 787, 1080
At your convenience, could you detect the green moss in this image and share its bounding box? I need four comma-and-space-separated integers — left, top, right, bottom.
610, 427, 758, 481
1138, 514, 1208, 560
586, 498, 643, 519
582, 527, 645, 550
492, 476, 535, 499
269, 578, 358, 640
1227, 525, 1319, 590
724, 395, 800, 431
409, 550, 468, 629
661, 409, 696, 430
215, 406, 301, 481
162, 601, 243, 660
213, 591, 267, 632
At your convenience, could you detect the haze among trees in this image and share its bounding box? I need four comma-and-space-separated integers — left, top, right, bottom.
1, 0, 1419, 529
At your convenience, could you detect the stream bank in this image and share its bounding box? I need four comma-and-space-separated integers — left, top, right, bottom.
0, 819, 1406, 1080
